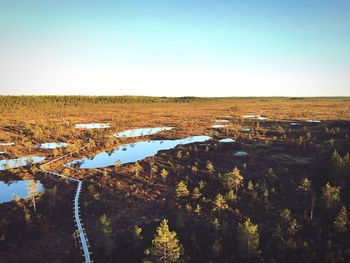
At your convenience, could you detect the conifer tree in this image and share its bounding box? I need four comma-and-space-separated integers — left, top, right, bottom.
175, 181, 189, 198
192, 187, 201, 199
322, 182, 340, 209
206, 161, 214, 173
99, 213, 112, 237
160, 168, 169, 181
238, 218, 260, 258
334, 206, 349, 233
298, 178, 311, 194
231, 167, 243, 193
212, 194, 228, 212
27, 180, 38, 213
146, 219, 183, 263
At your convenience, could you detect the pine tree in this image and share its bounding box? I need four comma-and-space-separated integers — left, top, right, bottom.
191, 165, 199, 175
231, 167, 243, 193
334, 206, 349, 233
192, 187, 202, 199
297, 178, 311, 194
160, 168, 169, 181
194, 204, 201, 215
238, 218, 260, 258
212, 194, 228, 212
175, 181, 189, 198
206, 161, 214, 173
147, 219, 183, 263
134, 225, 143, 241
99, 213, 112, 237
322, 182, 340, 209
27, 180, 38, 213
133, 161, 143, 176
332, 150, 342, 168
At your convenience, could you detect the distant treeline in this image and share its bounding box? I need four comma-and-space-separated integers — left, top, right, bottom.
0, 95, 348, 109
0, 95, 214, 107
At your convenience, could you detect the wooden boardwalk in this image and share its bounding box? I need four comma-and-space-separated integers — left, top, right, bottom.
39, 144, 92, 263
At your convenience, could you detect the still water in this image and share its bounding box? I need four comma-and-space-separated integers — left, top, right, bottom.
0, 180, 44, 204
37, 142, 68, 149
75, 123, 110, 129
114, 127, 173, 138
0, 157, 46, 171
65, 135, 211, 169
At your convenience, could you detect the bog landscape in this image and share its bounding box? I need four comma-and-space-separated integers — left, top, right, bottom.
1, 96, 350, 263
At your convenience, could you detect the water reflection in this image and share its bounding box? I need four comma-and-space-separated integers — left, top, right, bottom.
37, 142, 68, 149
65, 135, 211, 169
219, 138, 235, 143
212, 125, 227, 129
114, 127, 173, 138
234, 151, 249, 157
0, 180, 44, 204
75, 123, 110, 129
0, 142, 15, 146
242, 115, 266, 120
0, 157, 46, 171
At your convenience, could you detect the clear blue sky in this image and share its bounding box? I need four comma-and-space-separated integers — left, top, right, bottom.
0, 0, 349, 96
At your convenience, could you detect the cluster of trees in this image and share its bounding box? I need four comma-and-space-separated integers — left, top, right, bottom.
0, 96, 221, 111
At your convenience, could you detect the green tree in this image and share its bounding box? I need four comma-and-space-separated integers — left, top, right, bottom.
238, 218, 260, 258
212, 194, 228, 212
225, 190, 237, 202
287, 219, 300, 240
132, 161, 143, 176
175, 181, 189, 198
88, 138, 96, 149
134, 225, 143, 241
322, 182, 340, 209
192, 187, 202, 199
27, 180, 38, 213
194, 204, 201, 215
146, 219, 183, 263
52, 148, 59, 157
334, 206, 349, 233
297, 178, 311, 194
198, 180, 205, 190
206, 161, 214, 173
280, 208, 292, 223
160, 168, 169, 182
225, 167, 243, 193
191, 165, 199, 175
99, 213, 112, 237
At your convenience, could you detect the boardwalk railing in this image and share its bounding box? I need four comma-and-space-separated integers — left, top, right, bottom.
39, 144, 92, 263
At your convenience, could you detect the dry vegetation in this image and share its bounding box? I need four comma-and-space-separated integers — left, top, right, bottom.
1, 96, 350, 263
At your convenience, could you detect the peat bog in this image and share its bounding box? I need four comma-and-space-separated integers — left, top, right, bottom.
1, 97, 350, 263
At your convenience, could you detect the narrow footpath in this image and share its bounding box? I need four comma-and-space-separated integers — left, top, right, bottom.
39, 145, 92, 263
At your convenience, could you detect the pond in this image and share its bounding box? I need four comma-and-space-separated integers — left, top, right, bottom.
37, 142, 68, 149
0, 157, 46, 171
75, 123, 110, 129
219, 138, 235, 143
0, 142, 15, 146
242, 115, 266, 120
65, 135, 212, 169
114, 127, 173, 138
215, 120, 229, 123
306, 120, 321, 123
234, 151, 249, 157
211, 125, 227, 129
0, 180, 44, 204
